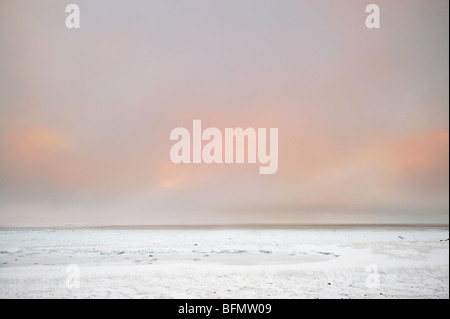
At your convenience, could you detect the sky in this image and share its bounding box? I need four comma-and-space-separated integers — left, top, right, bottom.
0, 0, 448, 226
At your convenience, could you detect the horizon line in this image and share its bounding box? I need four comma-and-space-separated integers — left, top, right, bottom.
0, 223, 448, 230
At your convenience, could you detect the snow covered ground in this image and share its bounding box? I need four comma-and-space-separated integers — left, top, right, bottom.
0, 227, 448, 298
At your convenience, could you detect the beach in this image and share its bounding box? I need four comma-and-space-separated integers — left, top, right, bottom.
0, 227, 448, 298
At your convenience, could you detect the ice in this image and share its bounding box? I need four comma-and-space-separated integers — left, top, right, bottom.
0, 228, 448, 298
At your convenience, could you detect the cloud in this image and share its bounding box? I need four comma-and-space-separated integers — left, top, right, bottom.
382, 129, 449, 193
0, 0, 448, 225
5, 127, 72, 163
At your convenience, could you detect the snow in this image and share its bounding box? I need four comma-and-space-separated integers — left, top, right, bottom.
0, 228, 448, 298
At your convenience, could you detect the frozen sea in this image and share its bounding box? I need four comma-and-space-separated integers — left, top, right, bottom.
0, 227, 448, 298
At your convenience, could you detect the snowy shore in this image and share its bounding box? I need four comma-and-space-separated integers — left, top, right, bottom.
0, 227, 448, 298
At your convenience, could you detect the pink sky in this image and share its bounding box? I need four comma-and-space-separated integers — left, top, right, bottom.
0, 0, 448, 226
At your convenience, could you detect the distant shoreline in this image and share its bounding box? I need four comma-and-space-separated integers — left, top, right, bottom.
0, 224, 448, 231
